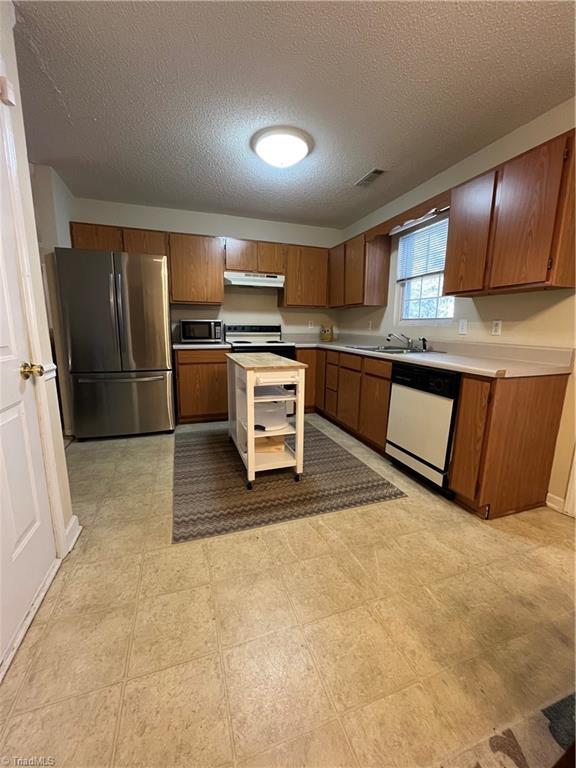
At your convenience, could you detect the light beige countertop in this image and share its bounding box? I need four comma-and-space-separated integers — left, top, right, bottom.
172, 339, 572, 378
226, 352, 307, 371
291, 341, 573, 378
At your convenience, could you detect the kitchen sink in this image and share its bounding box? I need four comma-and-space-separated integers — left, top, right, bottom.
345, 345, 413, 354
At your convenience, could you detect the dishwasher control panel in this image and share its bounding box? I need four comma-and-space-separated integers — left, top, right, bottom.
391, 363, 460, 399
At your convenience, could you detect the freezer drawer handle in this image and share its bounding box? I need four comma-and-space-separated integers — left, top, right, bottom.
77, 375, 165, 383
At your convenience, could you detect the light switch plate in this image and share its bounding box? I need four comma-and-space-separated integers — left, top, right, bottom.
491, 320, 502, 336
458, 319, 468, 335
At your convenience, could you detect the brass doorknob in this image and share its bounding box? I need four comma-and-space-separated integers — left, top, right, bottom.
20, 362, 45, 380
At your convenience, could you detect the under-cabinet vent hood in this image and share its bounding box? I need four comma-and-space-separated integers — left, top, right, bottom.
224, 271, 285, 289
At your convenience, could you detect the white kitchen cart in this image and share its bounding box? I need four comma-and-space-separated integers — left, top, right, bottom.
226, 352, 307, 489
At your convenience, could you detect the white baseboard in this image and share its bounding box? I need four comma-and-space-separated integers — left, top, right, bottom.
65, 514, 82, 554
546, 492, 564, 512
546, 492, 574, 516
0, 558, 61, 683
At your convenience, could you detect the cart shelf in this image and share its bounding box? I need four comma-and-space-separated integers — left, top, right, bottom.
239, 420, 296, 437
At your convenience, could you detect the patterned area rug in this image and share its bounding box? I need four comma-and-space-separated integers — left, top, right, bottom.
441, 694, 575, 767
172, 424, 405, 542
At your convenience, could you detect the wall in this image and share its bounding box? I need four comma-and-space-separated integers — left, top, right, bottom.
336, 242, 575, 503
171, 287, 333, 336
342, 97, 575, 240
30, 164, 74, 252
72, 196, 340, 248
1, 2, 73, 533
336, 247, 576, 348
335, 99, 575, 506
29, 101, 575, 504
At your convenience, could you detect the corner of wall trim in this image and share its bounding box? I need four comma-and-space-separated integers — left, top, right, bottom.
65, 515, 82, 555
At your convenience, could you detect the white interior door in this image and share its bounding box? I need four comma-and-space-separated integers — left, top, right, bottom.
0, 73, 56, 664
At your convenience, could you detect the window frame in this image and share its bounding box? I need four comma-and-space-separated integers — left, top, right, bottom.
393, 214, 455, 325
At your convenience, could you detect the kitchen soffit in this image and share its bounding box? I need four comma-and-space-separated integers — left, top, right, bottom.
14, 1, 575, 228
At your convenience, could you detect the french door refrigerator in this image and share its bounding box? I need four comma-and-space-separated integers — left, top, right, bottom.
53, 248, 174, 438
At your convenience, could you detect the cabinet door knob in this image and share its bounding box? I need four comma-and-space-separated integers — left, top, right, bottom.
20, 362, 45, 380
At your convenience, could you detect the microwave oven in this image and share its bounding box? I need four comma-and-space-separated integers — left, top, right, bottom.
179, 319, 222, 343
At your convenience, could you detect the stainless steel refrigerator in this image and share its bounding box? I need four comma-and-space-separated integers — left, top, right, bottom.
52, 248, 174, 438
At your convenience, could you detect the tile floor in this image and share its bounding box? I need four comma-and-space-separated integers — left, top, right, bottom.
0, 414, 573, 767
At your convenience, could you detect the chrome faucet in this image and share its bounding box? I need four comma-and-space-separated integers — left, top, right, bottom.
385, 332, 428, 352
385, 332, 411, 348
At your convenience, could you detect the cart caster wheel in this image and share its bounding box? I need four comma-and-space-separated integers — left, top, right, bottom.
294, 474, 301, 482
246, 481, 253, 490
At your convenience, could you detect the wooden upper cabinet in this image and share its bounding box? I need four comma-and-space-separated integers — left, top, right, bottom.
122, 228, 167, 255
70, 222, 123, 251
329, 244, 345, 307
338, 235, 390, 307
443, 172, 496, 294
488, 133, 568, 288
282, 246, 328, 306
169, 234, 225, 304
344, 235, 366, 305
257, 242, 286, 274
225, 238, 258, 271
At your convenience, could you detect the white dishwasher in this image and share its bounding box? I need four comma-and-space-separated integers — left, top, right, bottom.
385, 362, 461, 488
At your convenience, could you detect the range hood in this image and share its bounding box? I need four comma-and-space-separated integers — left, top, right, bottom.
224, 271, 285, 289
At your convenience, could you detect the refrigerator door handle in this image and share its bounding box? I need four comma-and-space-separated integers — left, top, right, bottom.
109, 271, 121, 359
77, 375, 165, 383
115, 270, 127, 359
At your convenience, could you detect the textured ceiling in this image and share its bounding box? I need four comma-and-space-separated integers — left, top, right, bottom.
14, 1, 575, 228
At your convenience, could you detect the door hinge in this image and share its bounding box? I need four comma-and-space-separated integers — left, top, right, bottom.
547, 257, 553, 271
563, 146, 570, 161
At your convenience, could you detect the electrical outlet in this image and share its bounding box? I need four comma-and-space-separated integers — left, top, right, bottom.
307, 320, 314, 329
368, 320, 373, 331
458, 319, 468, 335
491, 320, 502, 336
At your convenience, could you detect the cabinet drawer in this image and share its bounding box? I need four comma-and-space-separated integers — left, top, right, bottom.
176, 350, 228, 365
363, 358, 392, 379
326, 351, 340, 365
339, 352, 362, 371
325, 389, 338, 417
326, 364, 339, 391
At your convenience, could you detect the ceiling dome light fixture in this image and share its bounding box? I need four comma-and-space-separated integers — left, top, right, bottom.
251, 126, 313, 168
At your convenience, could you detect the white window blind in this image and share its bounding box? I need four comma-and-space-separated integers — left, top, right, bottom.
397, 217, 454, 320
397, 218, 449, 281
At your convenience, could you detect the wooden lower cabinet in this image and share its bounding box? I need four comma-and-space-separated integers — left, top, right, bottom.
176, 350, 228, 422
449, 374, 569, 518
336, 367, 361, 431
319, 352, 392, 442
358, 374, 391, 449
324, 389, 338, 418
325, 363, 339, 391
449, 377, 491, 499
296, 349, 317, 410
315, 350, 326, 410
